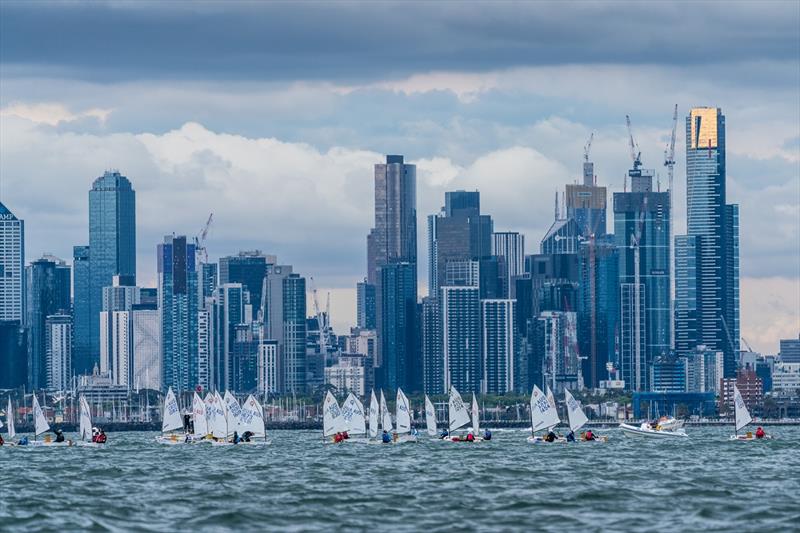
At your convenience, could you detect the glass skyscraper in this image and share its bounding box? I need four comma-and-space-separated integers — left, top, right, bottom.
86, 170, 136, 374
378, 262, 417, 391
0, 201, 24, 322
678, 107, 740, 377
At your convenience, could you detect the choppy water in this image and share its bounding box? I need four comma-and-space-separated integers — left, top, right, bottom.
1, 427, 798, 532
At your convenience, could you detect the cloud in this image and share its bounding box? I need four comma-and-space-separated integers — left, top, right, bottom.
0, 102, 111, 126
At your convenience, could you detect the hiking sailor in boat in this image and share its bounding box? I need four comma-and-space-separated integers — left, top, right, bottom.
584, 429, 596, 441
756, 427, 766, 439
95, 429, 107, 444
382, 430, 391, 443
544, 430, 558, 443
483, 429, 492, 441
54, 429, 65, 443
566, 431, 575, 442
439, 428, 449, 439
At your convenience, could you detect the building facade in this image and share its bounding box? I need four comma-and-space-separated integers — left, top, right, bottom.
131, 303, 161, 391
441, 285, 481, 393
491, 232, 525, 298
0, 201, 24, 322
481, 299, 516, 394
45, 314, 72, 390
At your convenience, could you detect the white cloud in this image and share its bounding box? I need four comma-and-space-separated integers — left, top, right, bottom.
0, 102, 112, 126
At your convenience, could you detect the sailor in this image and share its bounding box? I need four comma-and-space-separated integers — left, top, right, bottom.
483, 429, 492, 441
545, 430, 557, 443
232, 431, 240, 444
0, 435, 4, 446
242, 431, 253, 442
18, 436, 29, 446
465, 432, 475, 442
585, 429, 596, 441
55, 429, 66, 443
342, 431, 349, 440
381, 430, 392, 443
91, 427, 100, 443
566, 431, 575, 442
755, 427, 766, 439
439, 428, 449, 439
95, 429, 107, 444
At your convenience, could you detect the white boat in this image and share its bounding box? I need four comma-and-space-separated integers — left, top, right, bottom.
235, 395, 271, 445
5, 397, 16, 445
341, 392, 369, 443
322, 391, 348, 444
619, 421, 688, 439
565, 389, 607, 443
368, 390, 379, 440
75, 395, 103, 448
442, 386, 481, 442
392, 388, 417, 443
27, 393, 72, 447
424, 395, 438, 437
527, 385, 565, 444
155, 387, 189, 445
729, 384, 772, 441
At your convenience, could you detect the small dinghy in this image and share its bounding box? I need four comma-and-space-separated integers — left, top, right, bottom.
527, 385, 565, 444
424, 395, 438, 438
729, 385, 772, 441
75, 395, 103, 448
442, 387, 482, 442
27, 393, 73, 447
340, 392, 369, 444
322, 391, 348, 444
392, 388, 418, 444
233, 395, 271, 446
155, 387, 189, 445
565, 389, 607, 443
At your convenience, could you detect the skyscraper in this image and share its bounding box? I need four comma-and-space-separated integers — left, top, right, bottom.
481, 299, 517, 394
678, 107, 740, 377
614, 164, 670, 391
99, 277, 140, 387
87, 170, 136, 373
265, 265, 307, 393
441, 285, 481, 393
72, 245, 91, 370
132, 303, 161, 391
565, 155, 607, 238
219, 251, 273, 314
0, 321, 27, 388
377, 262, 418, 391
0, 201, 24, 322
491, 232, 525, 298
211, 283, 244, 391
25, 256, 71, 390
366, 155, 417, 285
158, 235, 199, 392
45, 314, 72, 390
421, 296, 443, 394
356, 279, 376, 329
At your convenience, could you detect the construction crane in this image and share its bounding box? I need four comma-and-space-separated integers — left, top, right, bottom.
630, 198, 647, 391
625, 115, 643, 172
308, 277, 329, 356
194, 213, 214, 265
741, 337, 755, 353
664, 104, 678, 351
583, 132, 594, 162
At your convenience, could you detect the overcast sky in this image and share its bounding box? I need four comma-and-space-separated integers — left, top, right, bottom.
1, 1, 798, 353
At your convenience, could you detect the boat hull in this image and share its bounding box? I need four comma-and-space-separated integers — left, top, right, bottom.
75, 441, 104, 448
619, 423, 688, 439
155, 435, 191, 445
28, 440, 74, 447
526, 436, 567, 444
729, 434, 773, 441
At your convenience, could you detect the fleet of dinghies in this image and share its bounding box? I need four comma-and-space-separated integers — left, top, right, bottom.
2, 386, 782, 448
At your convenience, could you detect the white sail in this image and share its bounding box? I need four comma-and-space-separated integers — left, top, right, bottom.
545, 386, 559, 430
7, 397, 15, 439
342, 393, 366, 435
396, 388, 411, 434
448, 386, 470, 432
380, 390, 392, 432
208, 392, 227, 439
424, 395, 437, 437
323, 391, 346, 437
733, 384, 753, 432
162, 387, 183, 433
564, 389, 589, 433
32, 393, 50, 437
223, 391, 243, 436
531, 385, 560, 432
192, 392, 208, 437
79, 395, 93, 441
238, 395, 266, 438
368, 390, 379, 438
471, 394, 480, 434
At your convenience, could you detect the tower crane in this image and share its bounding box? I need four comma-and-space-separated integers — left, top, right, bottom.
308, 277, 329, 356
194, 213, 214, 265
741, 337, 755, 353
625, 115, 642, 172
583, 132, 594, 162
664, 104, 678, 350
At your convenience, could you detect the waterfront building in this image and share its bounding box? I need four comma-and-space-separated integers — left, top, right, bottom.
25, 256, 71, 390
678, 107, 740, 377
356, 279, 376, 329
0, 201, 24, 322
771, 363, 800, 393
45, 314, 72, 390
720, 369, 763, 415
650, 354, 686, 393
481, 299, 516, 394
87, 170, 136, 374
158, 235, 199, 392
491, 232, 525, 298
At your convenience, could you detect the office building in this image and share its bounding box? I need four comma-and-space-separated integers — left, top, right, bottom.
378, 262, 418, 391
537, 310, 582, 393
441, 285, 481, 393
650, 354, 686, 393
211, 283, 245, 391
325, 353, 375, 396
679, 107, 740, 377
421, 296, 443, 394
87, 170, 136, 374
481, 299, 516, 394
0, 201, 24, 321
131, 303, 161, 391
25, 256, 71, 390
721, 369, 763, 415
779, 336, 800, 363
231, 324, 259, 392
219, 251, 273, 314
158, 235, 199, 392
0, 320, 27, 389
72, 245, 91, 370
614, 164, 670, 391
674, 235, 697, 356
492, 232, 525, 298
356, 279, 376, 329
200, 263, 218, 308
265, 265, 307, 393
685, 345, 724, 393
772, 363, 800, 393
45, 314, 72, 390
99, 276, 140, 387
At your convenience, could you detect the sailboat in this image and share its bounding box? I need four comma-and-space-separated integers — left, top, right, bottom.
75, 395, 101, 447
393, 388, 417, 443
322, 391, 347, 443
341, 392, 368, 443
236, 394, 271, 445
424, 395, 438, 437
207, 392, 228, 442
730, 385, 771, 441
189, 392, 208, 442
29, 393, 69, 447
443, 386, 476, 442
527, 385, 564, 443
155, 387, 187, 445
368, 390, 379, 441
4, 397, 16, 446
380, 390, 392, 436
564, 389, 607, 442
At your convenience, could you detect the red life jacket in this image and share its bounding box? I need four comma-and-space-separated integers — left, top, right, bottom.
96, 433, 107, 444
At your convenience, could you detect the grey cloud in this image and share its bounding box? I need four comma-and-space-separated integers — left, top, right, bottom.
1, 1, 798, 82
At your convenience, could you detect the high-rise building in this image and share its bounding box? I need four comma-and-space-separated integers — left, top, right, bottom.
45, 314, 72, 390
356, 279, 376, 329
131, 303, 161, 391
158, 235, 199, 392
87, 170, 136, 374
258, 340, 279, 395
265, 265, 307, 393
421, 296, 443, 394
377, 262, 418, 392
481, 299, 516, 394
72, 245, 91, 371
780, 336, 800, 363
491, 232, 525, 299
99, 276, 140, 387
565, 156, 607, 238
674, 235, 698, 357
219, 251, 273, 314
200, 263, 218, 308
211, 283, 244, 391
536, 310, 581, 393
441, 285, 481, 393
0, 201, 24, 322
232, 323, 259, 392
0, 320, 27, 388
25, 256, 71, 390
614, 166, 670, 391
678, 107, 740, 377
366, 155, 417, 285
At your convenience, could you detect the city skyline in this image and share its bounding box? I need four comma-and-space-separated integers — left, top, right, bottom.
0, 2, 798, 354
